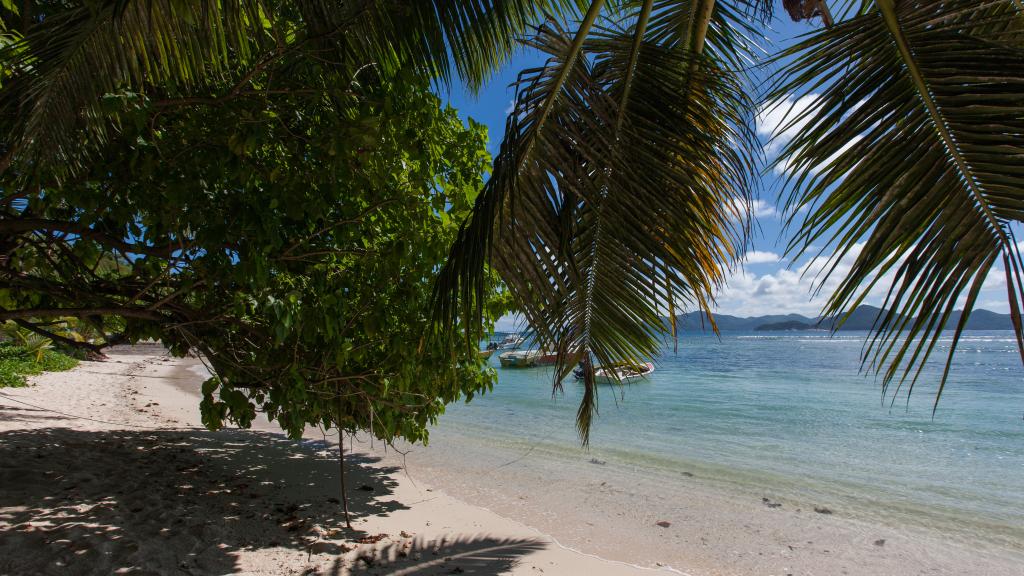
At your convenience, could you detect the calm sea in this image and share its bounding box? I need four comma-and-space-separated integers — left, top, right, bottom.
433, 331, 1024, 547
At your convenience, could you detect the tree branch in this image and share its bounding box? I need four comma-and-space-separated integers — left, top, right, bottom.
0, 217, 205, 257
9, 317, 103, 354
0, 307, 164, 321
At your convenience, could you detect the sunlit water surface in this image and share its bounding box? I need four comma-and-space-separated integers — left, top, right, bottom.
432, 331, 1024, 547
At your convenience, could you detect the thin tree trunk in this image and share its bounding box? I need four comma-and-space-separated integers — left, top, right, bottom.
336, 394, 352, 530
337, 436, 352, 529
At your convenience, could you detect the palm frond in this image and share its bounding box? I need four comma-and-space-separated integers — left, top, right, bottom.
0, 0, 271, 178
642, 0, 766, 70
772, 0, 1024, 410
435, 1, 760, 442
1, 0, 575, 178
399, 0, 588, 91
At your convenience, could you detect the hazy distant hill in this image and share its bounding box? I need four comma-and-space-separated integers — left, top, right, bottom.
674, 312, 808, 332
672, 305, 1013, 332
754, 320, 822, 332
817, 305, 1015, 331
817, 305, 895, 330
946, 308, 1017, 330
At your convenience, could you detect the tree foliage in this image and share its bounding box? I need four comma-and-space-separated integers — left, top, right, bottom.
0, 2, 505, 442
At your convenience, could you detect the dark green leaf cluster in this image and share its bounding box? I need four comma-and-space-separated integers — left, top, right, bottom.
0, 0, 582, 179
180, 76, 503, 442
0, 10, 505, 442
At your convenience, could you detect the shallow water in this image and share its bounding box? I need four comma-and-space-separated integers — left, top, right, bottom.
433, 331, 1024, 548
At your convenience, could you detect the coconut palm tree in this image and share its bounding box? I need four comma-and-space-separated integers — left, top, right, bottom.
1, 0, 1021, 440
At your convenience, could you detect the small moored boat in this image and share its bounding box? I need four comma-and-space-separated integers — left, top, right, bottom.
479, 341, 499, 359
575, 361, 655, 384
498, 349, 557, 368
497, 333, 526, 349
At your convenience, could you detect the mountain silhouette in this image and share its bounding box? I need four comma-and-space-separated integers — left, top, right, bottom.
670, 305, 1013, 332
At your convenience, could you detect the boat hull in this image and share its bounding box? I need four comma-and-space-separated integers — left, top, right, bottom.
592, 362, 655, 384
499, 352, 535, 367
498, 349, 556, 368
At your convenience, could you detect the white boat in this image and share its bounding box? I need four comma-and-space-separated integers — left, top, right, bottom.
591, 362, 655, 384
497, 333, 526, 349
498, 349, 556, 368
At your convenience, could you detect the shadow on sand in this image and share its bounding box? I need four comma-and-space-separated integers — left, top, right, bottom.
331, 535, 547, 575
0, 424, 542, 575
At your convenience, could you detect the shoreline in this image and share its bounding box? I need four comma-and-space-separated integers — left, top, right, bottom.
2, 347, 1022, 575
165, 352, 682, 574
414, 417, 1024, 550
383, 425, 1024, 576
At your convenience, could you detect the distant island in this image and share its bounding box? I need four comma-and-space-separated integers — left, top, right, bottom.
671, 304, 1014, 332
754, 320, 825, 332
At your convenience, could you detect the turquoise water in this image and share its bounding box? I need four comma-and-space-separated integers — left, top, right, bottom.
436, 331, 1024, 546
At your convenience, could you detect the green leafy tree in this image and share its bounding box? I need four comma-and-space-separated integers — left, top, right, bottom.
1, 322, 52, 361
0, 7, 506, 445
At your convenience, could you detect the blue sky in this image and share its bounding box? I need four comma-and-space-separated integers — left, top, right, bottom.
439, 12, 1012, 325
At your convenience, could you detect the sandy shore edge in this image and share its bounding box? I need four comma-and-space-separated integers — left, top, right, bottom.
0, 347, 668, 576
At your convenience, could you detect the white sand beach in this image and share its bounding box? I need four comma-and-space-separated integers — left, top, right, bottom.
1, 347, 1021, 575
0, 346, 656, 576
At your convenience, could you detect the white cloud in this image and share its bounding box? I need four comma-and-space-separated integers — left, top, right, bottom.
493, 245, 1013, 329
729, 198, 778, 219
714, 244, 1011, 317
494, 313, 526, 333
751, 199, 778, 218
756, 94, 819, 157
757, 94, 863, 177
983, 268, 1006, 291
715, 265, 826, 317
802, 136, 863, 177
744, 250, 783, 265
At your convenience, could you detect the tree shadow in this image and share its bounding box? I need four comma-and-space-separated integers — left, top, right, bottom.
0, 404, 75, 424
0, 426, 406, 574
329, 535, 546, 575
0, 425, 544, 575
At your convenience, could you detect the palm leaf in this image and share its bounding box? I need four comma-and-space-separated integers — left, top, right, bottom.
0, 0, 271, 178
771, 0, 1024, 410
435, 0, 760, 442
1, 0, 578, 178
